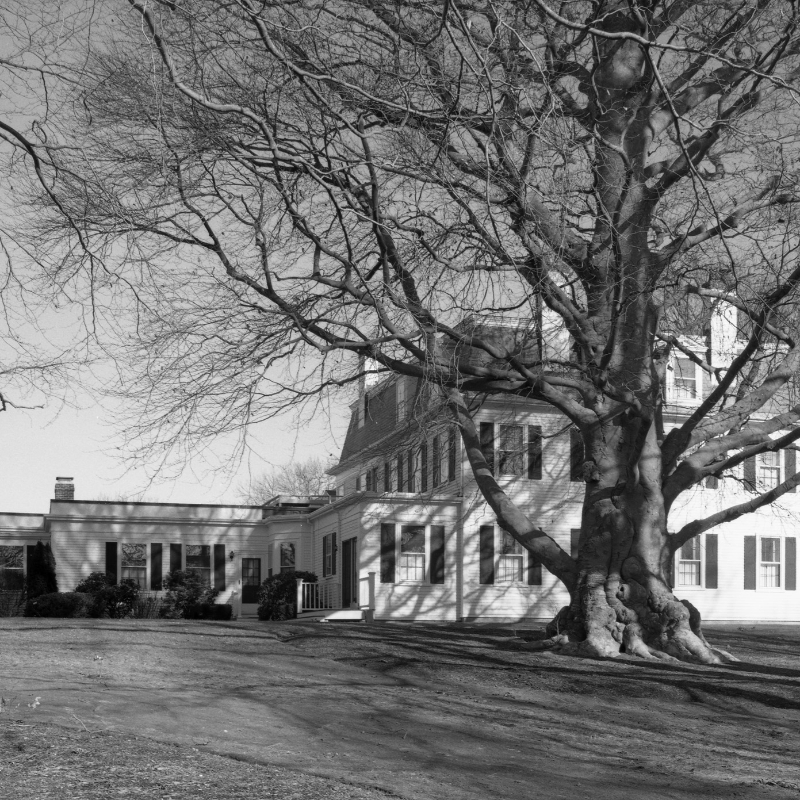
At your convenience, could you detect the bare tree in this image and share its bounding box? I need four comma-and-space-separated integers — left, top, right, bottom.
8, 0, 800, 662
239, 457, 334, 504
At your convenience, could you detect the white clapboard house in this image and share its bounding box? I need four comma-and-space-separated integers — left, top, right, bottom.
1, 309, 798, 622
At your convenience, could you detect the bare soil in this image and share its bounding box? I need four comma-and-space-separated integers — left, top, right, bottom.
1, 619, 799, 799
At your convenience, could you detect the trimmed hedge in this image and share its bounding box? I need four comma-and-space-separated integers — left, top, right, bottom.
257, 571, 317, 620
74, 572, 141, 618
160, 570, 220, 619
24, 592, 93, 618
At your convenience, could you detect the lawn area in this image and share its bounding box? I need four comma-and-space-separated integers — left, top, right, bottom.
1, 619, 799, 799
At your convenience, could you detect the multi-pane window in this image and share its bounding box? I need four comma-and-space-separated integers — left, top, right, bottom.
0, 546, 24, 590
280, 542, 296, 573
673, 356, 697, 399
186, 545, 211, 584
121, 543, 147, 587
678, 538, 701, 586
241, 558, 261, 604
322, 533, 336, 577
758, 451, 781, 490
399, 525, 426, 581
497, 531, 524, 583
761, 538, 781, 587
498, 425, 524, 476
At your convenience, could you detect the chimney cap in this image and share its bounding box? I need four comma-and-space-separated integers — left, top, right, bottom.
56, 476, 74, 481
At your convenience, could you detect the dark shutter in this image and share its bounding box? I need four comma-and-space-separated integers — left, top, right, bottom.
743, 456, 756, 491
786, 537, 797, 591
432, 436, 441, 488
480, 422, 495, 474
322, 535, 329, 577
448, 429, 457, 482
397, 453, 404, 491
380, 523, 396, 583
570, 428, 585, 482
170, 543, 182, 574
570, 528, 581, 559
479, 525, 494, 585
407, 449, 415, 492
26, 545, 34, 575
105, 542, 118, 585
527, 425, 543, 480
785, 448, 797, 493
743, 535, 756, 590
214, 543, 226, 591
384, 462, 392, 493
420, 443, 428, 492
150, 543, 163, 590
527, 548, 542, 586
705, 534, 718, 589
331, 532, 337, 576
430, 525, 445, 584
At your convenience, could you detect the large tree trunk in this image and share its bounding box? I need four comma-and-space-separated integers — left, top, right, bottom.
546, 417, 734, 664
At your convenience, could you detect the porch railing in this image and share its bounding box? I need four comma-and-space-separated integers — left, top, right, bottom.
296, 573, 376, 614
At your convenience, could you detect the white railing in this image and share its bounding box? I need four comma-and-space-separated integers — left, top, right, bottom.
296, 573, 376, 614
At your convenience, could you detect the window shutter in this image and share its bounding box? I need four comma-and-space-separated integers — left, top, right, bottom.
743, 456, 756, 491
384, 462, 392, 493
479, 422, 495, 474
786, 537, 797, 591
332, 532, 337, 576
705, 534, 718, 589
430, 525, 445, 584
322, 535, 329, 577
397, 453, 404, 491
527, 549, 542, 586
380, 523, 396, 583
26, 544, 34, 575
150, 543, 163, 590
448, 429, 457, 482
527, 426, 543, 480
170, 543, 182, 574
407, 449, 415, 492
214, 544, 226, 591
570, 528, 581, 559
743, 535, 756, 590
570, 429, 585, 482
785, 448, 797, 493
105, 542, 118, 585
420, 443, 428, 492
479, 525, 494, 585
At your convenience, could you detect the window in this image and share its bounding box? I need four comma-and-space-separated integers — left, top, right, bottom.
400, 525, 426, 581
322, 533, 337, 577
0, 546, 24, 590
498, 425, 524, 476
432, 435, 441, 487
186, 545, 211, 585
761, 538, 781, 588
280, 542, 296, 573
758, 451, 781, 490
678, 538, 701, 586
242, 558, 261, 604
497, 531, 524, 583
121, 543, 147, 587
673, 356, 697, 400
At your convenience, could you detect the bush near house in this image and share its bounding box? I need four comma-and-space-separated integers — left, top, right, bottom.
160, 570, 230, 620
257, 571, 317, 621
0, 589, 26, 617
24, 592, 93, 618
75, 573, 142, 618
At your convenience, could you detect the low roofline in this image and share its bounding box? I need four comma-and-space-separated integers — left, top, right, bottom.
49, 499, 265, 511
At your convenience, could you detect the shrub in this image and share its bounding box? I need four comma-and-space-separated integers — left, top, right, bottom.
74, 572, 141, 618
26, 541, 58, 599
257, 571, 317, 621
24, 592, 92, 618
160, 570, 219, 619
0, 590, 26, 617
131, 593, 164, 619
201, 603, 233, 621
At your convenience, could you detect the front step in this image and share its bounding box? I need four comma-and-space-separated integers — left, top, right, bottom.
299, 608, 369, 621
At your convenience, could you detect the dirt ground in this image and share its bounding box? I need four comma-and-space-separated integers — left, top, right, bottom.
1, 619, 799, 800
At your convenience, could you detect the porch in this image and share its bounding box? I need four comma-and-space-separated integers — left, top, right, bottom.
296, 573, 376, 621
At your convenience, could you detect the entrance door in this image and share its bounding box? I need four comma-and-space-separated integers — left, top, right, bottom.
241, 558, 261, 604
341, 538, 358, 608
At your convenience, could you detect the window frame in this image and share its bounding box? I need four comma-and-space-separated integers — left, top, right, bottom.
185, 544, 212, 585
497, 424, 525, 477
496, 530, 525, 585
0, 545, 25, 591
279, 542, 296, 574
677, 537, 703, 588
399, 524, 427, 582
757, 451, 782, 491
668, 352, 702, 405
322, 533, 337, 578
759, 536, 782, 590
120, 542, 148, 588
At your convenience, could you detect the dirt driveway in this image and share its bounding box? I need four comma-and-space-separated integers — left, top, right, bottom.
1, 619, 799, 799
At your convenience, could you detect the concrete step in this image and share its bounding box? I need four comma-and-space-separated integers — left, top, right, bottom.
299, 608, 370, 621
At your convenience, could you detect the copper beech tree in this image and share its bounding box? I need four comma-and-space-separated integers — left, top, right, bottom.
9, 0, 800, 661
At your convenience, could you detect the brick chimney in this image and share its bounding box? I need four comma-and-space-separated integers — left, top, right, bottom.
54, 476, 75, 501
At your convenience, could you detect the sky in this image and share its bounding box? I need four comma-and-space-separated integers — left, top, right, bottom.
2, 390, 348, 514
